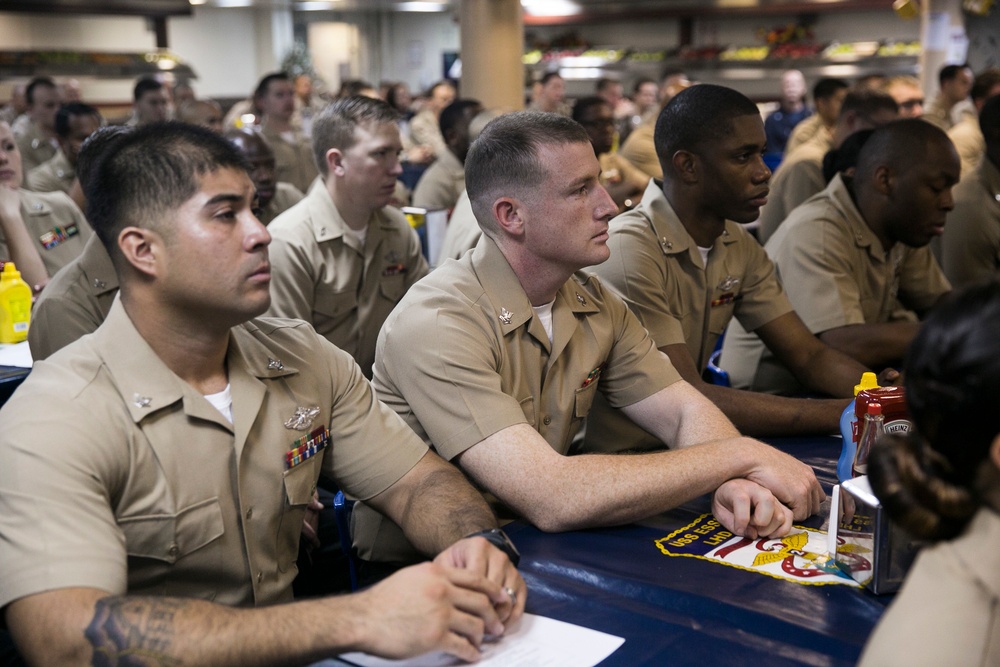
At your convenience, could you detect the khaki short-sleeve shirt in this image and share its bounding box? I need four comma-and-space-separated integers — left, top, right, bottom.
618, 120, 662, 180
352, 235, 680, 563
258, 181, 304, 227
438, 189, 481, 262
721, 175, 950, 394
25, 149, 75, 194
0, 302, 427, 610
412, 148, 465, 211
0, 189, 92, 277
28, 233, 118, 360
757, 135, 827, 243
266, 185, 429, 378
940, 158, 1000, 288
14, 121, 57, 175
584, 181, 792, 452
260, 125, 319, 194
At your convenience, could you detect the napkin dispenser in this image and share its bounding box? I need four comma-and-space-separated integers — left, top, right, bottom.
831, 476, 924, 594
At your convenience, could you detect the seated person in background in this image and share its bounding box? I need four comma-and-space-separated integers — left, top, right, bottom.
784, 77, 849, 156
0, 122, 524, 667
412, 98, 482, 211
924, 63, 974, 132
437, 188, 479, 262
721, 120, 956, 395
28, 126, 130, 361
947, 68, 1000, 179
255, 72, 319, 193
939, 95, 1000, 288
757, 87, 898, 243
353, 110, 824, 566
764, 69, 811, 157
882, 75, 925, 118
586, 84, 881, 449
860, 280, 1000, 667
178, 98, 224, 133
13, 77, 60, 175
528, 72, 571, 117
0, 120, 92, 291
225, 128, 304, 226
267, 96, 428, 379
572, 96, 649, 210
26, 102, 101, 196
409, 80, 456, 162
619, 76, 693, 181
129, 76, 170, 127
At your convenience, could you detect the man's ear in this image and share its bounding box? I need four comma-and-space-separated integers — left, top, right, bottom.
873, 164, 894, 196
326, 148, 345, 177
492, 196, 526, 238
117, 226, 161, 279
988, 434, 1000, 472
671, 149, 699, 185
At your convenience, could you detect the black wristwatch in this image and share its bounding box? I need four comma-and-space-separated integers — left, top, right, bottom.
465, 528, 520, 567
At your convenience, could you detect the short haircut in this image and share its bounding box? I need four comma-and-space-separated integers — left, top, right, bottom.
311, 95, 399, 177
26, 77, 56, 106
87, 122, 251, 270
338, 79, 377, 98
938, 63, 970, 86
837, 86, 899, 123
427, 80, 455, 97
633, 77, 656, 94
76, 125, 133, 194
980, 94, 1000, 146
854, 119, 952, 186
465, 110, 589, 238
55, 102, 101, 138
438, 99, 482, 136
571, 96, 610, 124
813, 77, 849, 101
253, 72, 289, 101
971, 68, 1000, 102
539, 71, 562, 86
595, 78, 620, 94
654, 84, 760, 168
883, 74, 922, 91
133, 77, 163, 103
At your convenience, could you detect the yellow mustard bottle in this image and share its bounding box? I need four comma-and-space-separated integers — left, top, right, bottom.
0, 262, 32, 344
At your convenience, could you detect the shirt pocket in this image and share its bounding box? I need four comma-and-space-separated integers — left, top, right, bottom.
277, 456, 321, 572
119, 497, 224, 564
379, 275, 406, 303
574, 381, 599, 419
314, 288, 356, 320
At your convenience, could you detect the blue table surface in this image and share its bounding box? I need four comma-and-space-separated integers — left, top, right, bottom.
503, 436, 890, 667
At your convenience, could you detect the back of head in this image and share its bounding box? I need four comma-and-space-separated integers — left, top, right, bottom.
439, 99, 483, 137
814, 77, 849, 101
225, 127, 273, 160
853, 119, 950, 187
311, 95, 399, 177
972, 68, 1000, 103
55, 102, 101, 138
654, 84, 759, 175
87, 122, 251, 273
980, 94, 1000, 147
133, 77, 163, 103
76, 125, 133, 195
838, 86, 899, 123
870, 280, 1000, 540
465, 110, 588, 237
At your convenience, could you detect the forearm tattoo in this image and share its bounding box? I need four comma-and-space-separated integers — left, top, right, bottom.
85, 597, 183, 666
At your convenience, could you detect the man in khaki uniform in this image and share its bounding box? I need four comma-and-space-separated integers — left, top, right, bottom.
722, 120, 956, 394
784, 77, 849, 156
255, 72, 319, 193
924, 64, 974, 132
0, 121, 91, 290
939, 94, 1000, 288
412, 99, 482, 211
13, 77, 60, 175
572, 97, 649, 210
0, 122, 524, 667
757, 87, 898, 243
947, 69, 1000, 179
267, 96, 428, 378
225, 128, 303, 226
587, 85, 876, 450
355, 110, 824, 566
128, 77, 170, 127
409, 80, 456, 162
26, 102, 101, 194
437, 188, 480, 261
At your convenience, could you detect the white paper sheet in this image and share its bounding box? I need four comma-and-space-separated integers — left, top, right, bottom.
338, 613, 624, 667
0, 341, 32, 368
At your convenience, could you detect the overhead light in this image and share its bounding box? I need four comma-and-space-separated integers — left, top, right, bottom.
521, 0, 581, 16
188, 0, 207, 5
214, 0, 253, 7
396, 2, 449, 10
297, 1, 337, 9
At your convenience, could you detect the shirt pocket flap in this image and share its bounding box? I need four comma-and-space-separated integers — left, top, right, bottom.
119, 497, 224, 564
282, 456, 320, 506
574, 381, 599, 419
313, 289, 356, 318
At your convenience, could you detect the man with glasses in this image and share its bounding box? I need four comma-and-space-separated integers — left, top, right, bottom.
572, 97, 649, 209
883, 75, 925, 119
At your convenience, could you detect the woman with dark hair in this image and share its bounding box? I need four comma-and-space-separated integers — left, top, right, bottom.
859, 279, 1000, 666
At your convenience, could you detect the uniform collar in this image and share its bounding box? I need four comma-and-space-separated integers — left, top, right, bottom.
303, 183, 394, 246
78, 234, 119, 297
638, 179, 738, 267
826, 173, 887, 261
470, 235, 599, 340
94, 300, 298, 427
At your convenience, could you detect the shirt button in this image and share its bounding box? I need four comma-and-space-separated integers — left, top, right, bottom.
246, 507, 253, 520
167, 544, 179, 557
543, 416, 551, 425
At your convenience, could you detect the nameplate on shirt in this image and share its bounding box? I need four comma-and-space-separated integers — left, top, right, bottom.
39, 223, 81, 250
285, 425, 329, 470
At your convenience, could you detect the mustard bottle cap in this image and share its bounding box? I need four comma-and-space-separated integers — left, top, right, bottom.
854, 371, 879, 396
2, 262, 22, 281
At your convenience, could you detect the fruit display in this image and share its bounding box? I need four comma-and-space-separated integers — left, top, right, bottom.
720, 45, 770, 61
822, 41, 881, 60
877, 40, 921, 56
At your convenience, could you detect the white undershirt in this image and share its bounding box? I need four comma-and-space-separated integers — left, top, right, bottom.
345, 225, 368, 247
532, 300, 555, 345
698, 245, 712, 268
204, 383, 233, 424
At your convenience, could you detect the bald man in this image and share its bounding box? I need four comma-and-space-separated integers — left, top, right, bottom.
178, 99, 224, 134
